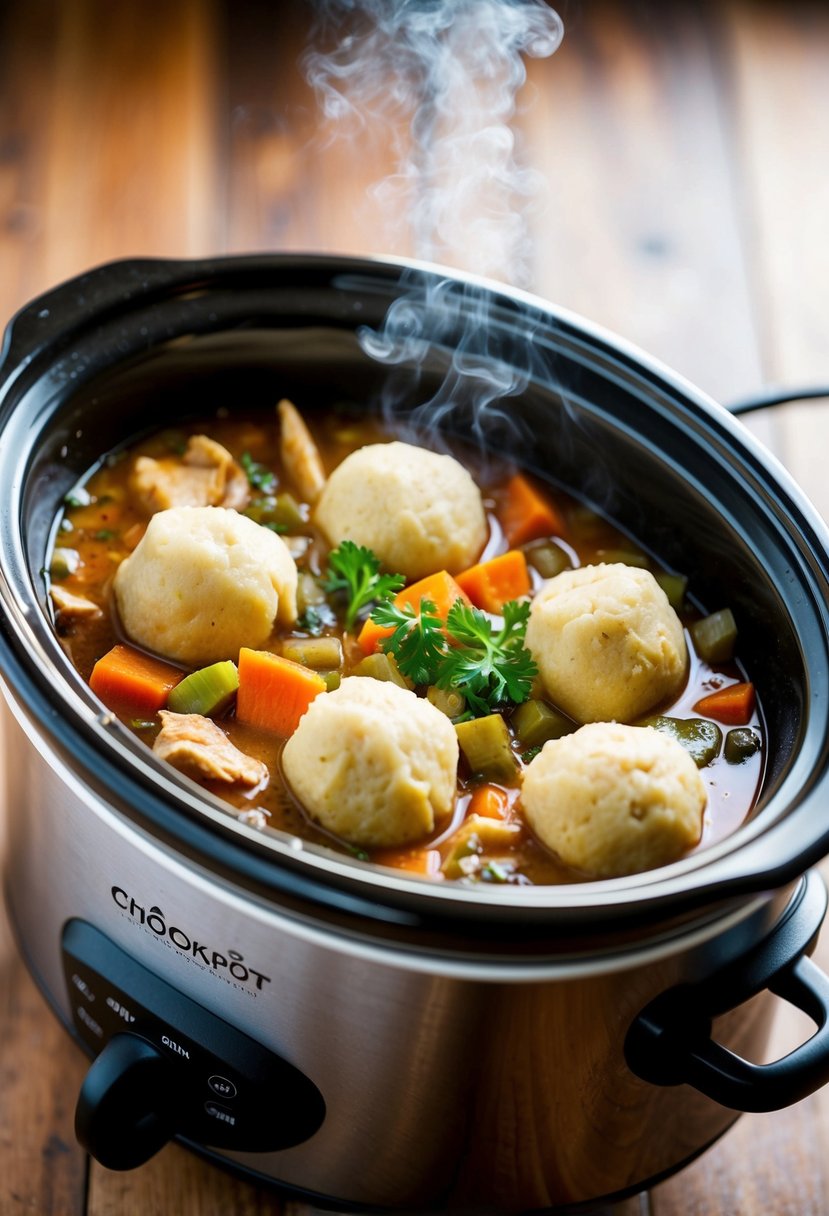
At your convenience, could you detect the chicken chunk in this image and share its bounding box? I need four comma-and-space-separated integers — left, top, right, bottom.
49, 585, 103, 619
278, 399, 326, 505
131, 434, 250, 514
153, 711, 268, 788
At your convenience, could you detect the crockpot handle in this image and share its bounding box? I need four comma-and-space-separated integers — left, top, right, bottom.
727, 385, 829, 415
0, 257, 222, 389
625, 871, 829, 1113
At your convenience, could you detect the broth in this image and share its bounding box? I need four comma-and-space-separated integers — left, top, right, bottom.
47, 403, 763, 886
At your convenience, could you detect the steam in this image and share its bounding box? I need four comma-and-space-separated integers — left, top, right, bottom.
303, 1, 564, 455
303, 0, 562, 285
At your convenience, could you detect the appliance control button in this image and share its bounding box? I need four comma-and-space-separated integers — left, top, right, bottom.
207, 1075, 237, 1099
75, 1032, 176, 1170
205, 1101, 238, 1127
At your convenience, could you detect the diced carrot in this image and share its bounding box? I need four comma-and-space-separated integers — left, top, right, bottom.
236, 647, 326, 736
466, 784, 509, 820
372, 847, 442, 876
694, 681, 756, 726
499, 473, 565, 547
456, 550, 531, 613
89, 643, 183, 715
357, 570, 471, 655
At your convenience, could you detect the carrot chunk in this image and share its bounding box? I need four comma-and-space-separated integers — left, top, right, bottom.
500, 473, 565, 547
372, 847, 442, 876
357, 570, 471, 655
236, 647, 326, 736
466, 783, 510, 820
89, 643, 183, 715
694, 682, 756, 726
456, 550, 531, 613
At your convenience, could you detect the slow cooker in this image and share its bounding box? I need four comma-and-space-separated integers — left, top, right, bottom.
3, 254, 829, 1213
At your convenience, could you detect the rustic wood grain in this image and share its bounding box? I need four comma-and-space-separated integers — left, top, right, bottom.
521, 1, 763, 407
721, 0, 829, 520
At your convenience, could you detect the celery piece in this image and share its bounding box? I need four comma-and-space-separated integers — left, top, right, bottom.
166, 660, 238, 717
527, 542, 571, 580
724, 727, 761, 764
440, 814, 521, 879
455, 713, 519, 782
296, 571, 327, 614
643, 715, 723, 768
597, 548, 649, 568
426, 686, 467, 720
511, 699, 575, 749
281, 636, 343, 670
354, 652, 410, 688
244, 492, 306, 531
655, 572, 688, 612
50, 548, 81, 579
691, 608, 737, 663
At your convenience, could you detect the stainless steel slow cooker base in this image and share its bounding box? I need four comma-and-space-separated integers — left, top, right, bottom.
0, 688, 797, 1210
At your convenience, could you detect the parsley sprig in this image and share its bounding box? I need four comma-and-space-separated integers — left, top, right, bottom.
370, 597, 446, 685
240, 451, 277, 494
324, 541, 406, 631
370, 595, 537, 718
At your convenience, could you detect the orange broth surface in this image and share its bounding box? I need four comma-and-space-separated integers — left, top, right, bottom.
48, 405, 764, 886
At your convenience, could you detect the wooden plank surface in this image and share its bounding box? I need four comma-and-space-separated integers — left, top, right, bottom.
1, 2, 829, 1213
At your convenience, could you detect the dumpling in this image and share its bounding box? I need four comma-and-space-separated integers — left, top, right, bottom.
282, 676, 458, 848
522, 722, 706, 878
525, 563, 687, 723
314, 441, 487, 581
113, 506, 297, 667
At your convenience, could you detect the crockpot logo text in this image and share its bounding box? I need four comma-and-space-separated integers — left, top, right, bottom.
111, 887, 271, 992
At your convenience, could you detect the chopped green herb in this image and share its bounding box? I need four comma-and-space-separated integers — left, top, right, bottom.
438, 599, 537, 717
129, 718, 158, 732
324, 541, 405, 631
522, 746, 542, 764
240, 451, 277, 493
480, 860, 510, 883
371, 594, 537, 717
263, 521, 288, 533
370, 597, 446, 685
297, 605, 338, 636
94, 529, 118, 541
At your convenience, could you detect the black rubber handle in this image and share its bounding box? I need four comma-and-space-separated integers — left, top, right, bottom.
75, 1032, 177, 1170
728, 386, 829, 416
625, 871, 829, 1112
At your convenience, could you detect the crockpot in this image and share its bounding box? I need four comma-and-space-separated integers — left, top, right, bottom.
3, 254, 829, 1213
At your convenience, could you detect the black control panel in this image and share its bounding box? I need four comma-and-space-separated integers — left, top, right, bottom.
62, 919, 325, 1170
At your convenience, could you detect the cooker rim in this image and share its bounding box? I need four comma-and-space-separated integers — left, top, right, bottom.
2, 251, 829, 937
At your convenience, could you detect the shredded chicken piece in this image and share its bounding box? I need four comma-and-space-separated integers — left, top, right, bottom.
278, 399, 326, 505
49, 585, 103, 619
153, 711, 268, 788
130, 434, 250, 514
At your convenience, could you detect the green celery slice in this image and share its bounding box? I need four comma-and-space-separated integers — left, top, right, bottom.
642, 715, 723, 768
455, 713, 519, 782
166, 660, 239, 717
691, 609, 737, 663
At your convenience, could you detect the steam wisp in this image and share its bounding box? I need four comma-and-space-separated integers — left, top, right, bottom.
303, 0, 564, 452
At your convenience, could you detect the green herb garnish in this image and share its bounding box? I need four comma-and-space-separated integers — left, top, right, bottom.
94, 529, 118, 541
323, 541, 405, 631
240, 451, 277, 494
370, 595, 537, 718
370, 598, 446, 686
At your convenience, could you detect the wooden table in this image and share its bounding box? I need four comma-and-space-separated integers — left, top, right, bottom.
2, 1, 829, 1212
